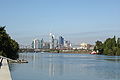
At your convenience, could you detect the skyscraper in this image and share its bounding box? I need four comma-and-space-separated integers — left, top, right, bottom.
64, 40, 72, 48
32, 39, 40, 49
49, 33, 55, 49
40, 38, 44, 49
59, 36, 64, 48
54, 39, 58, 49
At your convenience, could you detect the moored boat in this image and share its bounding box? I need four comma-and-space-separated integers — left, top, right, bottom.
90, 51, 97, 54
8, 59, 28, 63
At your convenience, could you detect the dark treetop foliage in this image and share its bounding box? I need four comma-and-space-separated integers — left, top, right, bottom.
0, 26, 19, 59
94, 36, 120, 56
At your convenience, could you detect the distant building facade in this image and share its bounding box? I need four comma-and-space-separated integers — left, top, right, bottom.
32, 39, 40, 49
59, 36, 64, 48
54, 39, 58, 49
64, 40, 72, 49
49, 33, 55, 49
40, 38, 44, 49
43, 42, 50, 49
80, 43, 93, 50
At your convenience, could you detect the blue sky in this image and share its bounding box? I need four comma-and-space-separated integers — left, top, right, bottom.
0, 0, 120, 45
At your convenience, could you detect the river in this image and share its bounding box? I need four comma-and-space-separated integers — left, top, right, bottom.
9, 52, 120, 80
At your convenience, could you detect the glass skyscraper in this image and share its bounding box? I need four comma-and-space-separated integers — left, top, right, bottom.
59, 36, 64, 48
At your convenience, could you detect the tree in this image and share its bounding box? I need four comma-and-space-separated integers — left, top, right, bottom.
116, 48, 120, 56
0, 26, 19, 59
117, 38, 120, 48
94, 40, 103, 54
116, 38, 120, 56
94, 36, 120, 56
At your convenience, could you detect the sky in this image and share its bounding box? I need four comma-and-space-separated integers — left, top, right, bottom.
0, 0, 120, 45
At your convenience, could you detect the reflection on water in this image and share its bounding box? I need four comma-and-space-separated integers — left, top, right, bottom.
9, 53, 120, 80
104, 59, 120, 62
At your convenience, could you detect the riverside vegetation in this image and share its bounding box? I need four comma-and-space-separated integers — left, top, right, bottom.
0, 26, 19, 60
94, 36, 120, 56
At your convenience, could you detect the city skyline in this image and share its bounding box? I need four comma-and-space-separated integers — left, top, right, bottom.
30, 34, 72, 49
0, 0, 120, 45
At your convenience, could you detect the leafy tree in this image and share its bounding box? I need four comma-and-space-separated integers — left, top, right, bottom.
116, 38, 120, 55
117, 38, 120, 48
0, 26, 19, 59
94, 41, 103, 54
94, 36, 120, 56
116, 48, 120, 56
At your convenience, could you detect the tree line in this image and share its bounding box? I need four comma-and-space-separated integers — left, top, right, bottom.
94, 36, 120, 56
0, 26, 19, 59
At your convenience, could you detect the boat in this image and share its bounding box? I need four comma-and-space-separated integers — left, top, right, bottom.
17, 59, 28, 63
90, 51, 97, 54
8, 59, 28, 63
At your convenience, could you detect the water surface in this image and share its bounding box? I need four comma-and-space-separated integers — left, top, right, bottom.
9, 53, 120, 80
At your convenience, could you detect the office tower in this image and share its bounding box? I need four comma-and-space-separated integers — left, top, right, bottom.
43, 42, 50, 49
64, 40, 71, 48
59, 36, 64, 48
54, 39, 58, 49
49, 33, 55, 49
40, 38, 44, 49
32, 39, 40, 49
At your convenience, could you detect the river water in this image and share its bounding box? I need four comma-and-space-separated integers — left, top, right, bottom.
9, 53, 120, 80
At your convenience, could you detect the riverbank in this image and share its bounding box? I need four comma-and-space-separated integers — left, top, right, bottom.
19, 49, 92, 54
0, 58, 12, 80
48, 49, 92, 54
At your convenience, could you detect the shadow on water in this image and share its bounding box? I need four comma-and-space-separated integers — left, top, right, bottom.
104, 59, 120, 62
9, 63, 17, 72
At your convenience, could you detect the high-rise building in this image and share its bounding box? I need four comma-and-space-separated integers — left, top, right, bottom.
49, 33, 55, 49
59, 36, 64, 48
43, 42, 50, 49
40, 38, 44, 49
64, 40, 72, 48
54, 39, 58, 49
32, 39, 40, 49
